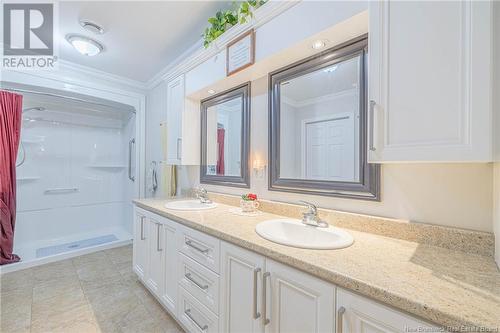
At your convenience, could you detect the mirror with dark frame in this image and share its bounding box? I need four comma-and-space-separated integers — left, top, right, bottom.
269, 36, 380, 200
200, 83, 251, 188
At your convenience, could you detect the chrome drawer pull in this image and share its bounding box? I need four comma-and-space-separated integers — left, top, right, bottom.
369, 100, 376, 151
185, 273, 209, 290
262, 272, 270, 326
177, 138, 182, 160
337, 306, 346, 333
185, 240, 209, 254
185, 308, 208, 331
140, 216, 146, 240
156, 223, 162, 251
253, 268, 261, 319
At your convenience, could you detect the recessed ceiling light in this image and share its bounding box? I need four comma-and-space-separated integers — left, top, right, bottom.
312, 40, 326, 50
66, 34, 103, 56
79, 20, 104, 34
207, 89, 216, 94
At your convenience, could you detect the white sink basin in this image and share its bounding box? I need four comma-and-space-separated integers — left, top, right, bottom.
164, 200, 218, 211
255, 219, 354, 250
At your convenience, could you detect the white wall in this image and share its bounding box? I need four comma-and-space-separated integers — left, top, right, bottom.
493, 1, 500, 265
494, 164, 500, 264
186, 76, 494, 232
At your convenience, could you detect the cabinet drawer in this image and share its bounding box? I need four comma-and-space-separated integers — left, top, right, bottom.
178, 226, 220, 273
178, 253, 219, 315
178, 287, 219, 333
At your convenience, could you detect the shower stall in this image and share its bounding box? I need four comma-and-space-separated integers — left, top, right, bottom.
6, 85, 138, 269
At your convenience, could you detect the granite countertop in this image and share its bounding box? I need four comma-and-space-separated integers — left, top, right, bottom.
133, 198, 500, 330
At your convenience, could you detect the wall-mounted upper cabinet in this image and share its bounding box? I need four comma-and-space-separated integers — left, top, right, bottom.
185, 51, 227, 97
166, 74, 199, 165
368, 1, 493, 162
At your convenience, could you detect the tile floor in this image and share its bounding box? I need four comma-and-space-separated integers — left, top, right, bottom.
0, 245, 183, 333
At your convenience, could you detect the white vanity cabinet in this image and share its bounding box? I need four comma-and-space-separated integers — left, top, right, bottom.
165, 75, 200, 165
220, 241, 265, 333
132, 207, 179, 315
220, 241, 335, 333
336, 288, 437, 333
265, 259, 336, 333
132, 208, 148, 280
368, 0, 493, 162
146, 214, 164, 296
175, 224, 222, 332
133, 207, 439, 332
160, 218, 178, 313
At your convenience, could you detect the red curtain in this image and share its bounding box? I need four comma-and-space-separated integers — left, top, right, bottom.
216, 128, 225, 175
0, 91, 22, 265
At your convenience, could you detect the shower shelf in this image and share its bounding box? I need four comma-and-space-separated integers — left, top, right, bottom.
22, 138, 44, 144
16, 176, 40, 181
86, 165, 127, 169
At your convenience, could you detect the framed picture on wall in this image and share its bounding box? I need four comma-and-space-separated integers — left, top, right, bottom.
226, 30, 255, 76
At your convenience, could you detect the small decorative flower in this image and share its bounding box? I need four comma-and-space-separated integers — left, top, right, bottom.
242, 193, 258, 201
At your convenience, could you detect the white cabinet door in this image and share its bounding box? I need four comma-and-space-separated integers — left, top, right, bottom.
265, 259, 335, 333
133, 208, 148, 281
160, 218, 178, 314
369, 1, 492, 162
146, 216, 164, 297
336, 288, 437, 333
220, 241, 265, 333
166, 75, 185, 165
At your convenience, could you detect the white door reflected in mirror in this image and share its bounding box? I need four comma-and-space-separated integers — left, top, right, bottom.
279, 56, 361, 182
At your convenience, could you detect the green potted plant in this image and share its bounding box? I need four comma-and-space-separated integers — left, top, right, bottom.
203, 9, 238, 48
203, 0, 268, 48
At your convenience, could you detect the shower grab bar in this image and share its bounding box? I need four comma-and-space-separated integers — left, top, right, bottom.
44, 188, 79, 194
129, 138, 135, 182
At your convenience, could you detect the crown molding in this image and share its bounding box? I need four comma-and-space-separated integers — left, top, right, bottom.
282, 88, 358, 108
58, 60, 148, 92
3, 1, 299, 94
146, 0, 300, 90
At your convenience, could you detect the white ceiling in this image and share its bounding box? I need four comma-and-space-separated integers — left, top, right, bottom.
281, 56, 360, 103
59, 1, 233, 83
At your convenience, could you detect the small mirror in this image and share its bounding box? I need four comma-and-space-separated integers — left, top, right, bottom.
200, 83, 250, 187
269, 36, 379, 200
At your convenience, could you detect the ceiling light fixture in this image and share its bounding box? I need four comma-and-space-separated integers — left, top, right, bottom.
79, 20, 104, 34
66, 34, 103, 56
312, 40, 326, 50
207, 89, 216, 95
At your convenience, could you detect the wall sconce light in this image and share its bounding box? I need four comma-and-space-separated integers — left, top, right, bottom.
252, 155, 267, 179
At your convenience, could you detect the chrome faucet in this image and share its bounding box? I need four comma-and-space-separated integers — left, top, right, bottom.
299, 201, 328, 228
195, 186, 212, 204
